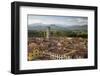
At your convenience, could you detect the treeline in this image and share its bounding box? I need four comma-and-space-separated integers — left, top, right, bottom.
28, 30, 87, 38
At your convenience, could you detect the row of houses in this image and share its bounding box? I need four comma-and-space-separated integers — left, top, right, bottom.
28, 48, 84, 61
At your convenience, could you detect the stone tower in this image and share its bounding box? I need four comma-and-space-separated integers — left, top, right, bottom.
46, 26, 50, 39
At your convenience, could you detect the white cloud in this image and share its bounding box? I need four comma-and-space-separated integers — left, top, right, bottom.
28, 19, 43, 25
28, 15, 88, 26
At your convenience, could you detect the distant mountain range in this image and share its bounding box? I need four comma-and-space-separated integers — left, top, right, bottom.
28, 23, 87, 31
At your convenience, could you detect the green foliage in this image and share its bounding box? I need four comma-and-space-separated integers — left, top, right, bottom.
28, 30, 87, 38
28, 31, 46, 37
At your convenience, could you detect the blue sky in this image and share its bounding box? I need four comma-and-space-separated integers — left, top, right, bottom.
28, 15, 88, 26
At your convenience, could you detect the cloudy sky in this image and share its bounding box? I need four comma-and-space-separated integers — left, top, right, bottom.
28, 15, 88, 26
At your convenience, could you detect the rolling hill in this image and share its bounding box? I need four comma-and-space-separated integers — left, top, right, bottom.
28, 23, 87, 32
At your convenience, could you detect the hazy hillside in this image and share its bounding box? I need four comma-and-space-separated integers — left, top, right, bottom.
28, 23, 87, 32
